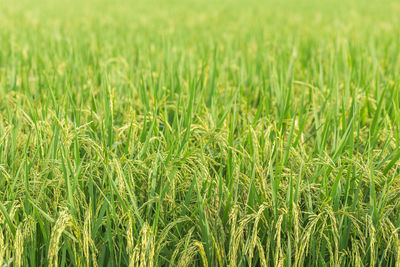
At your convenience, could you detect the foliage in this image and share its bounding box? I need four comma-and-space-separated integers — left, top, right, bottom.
1, 0, 400, 265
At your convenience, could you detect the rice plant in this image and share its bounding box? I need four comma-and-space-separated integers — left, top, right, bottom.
1, 0, 400, 265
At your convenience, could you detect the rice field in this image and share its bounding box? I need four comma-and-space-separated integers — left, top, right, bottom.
1, 0, 400, 265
